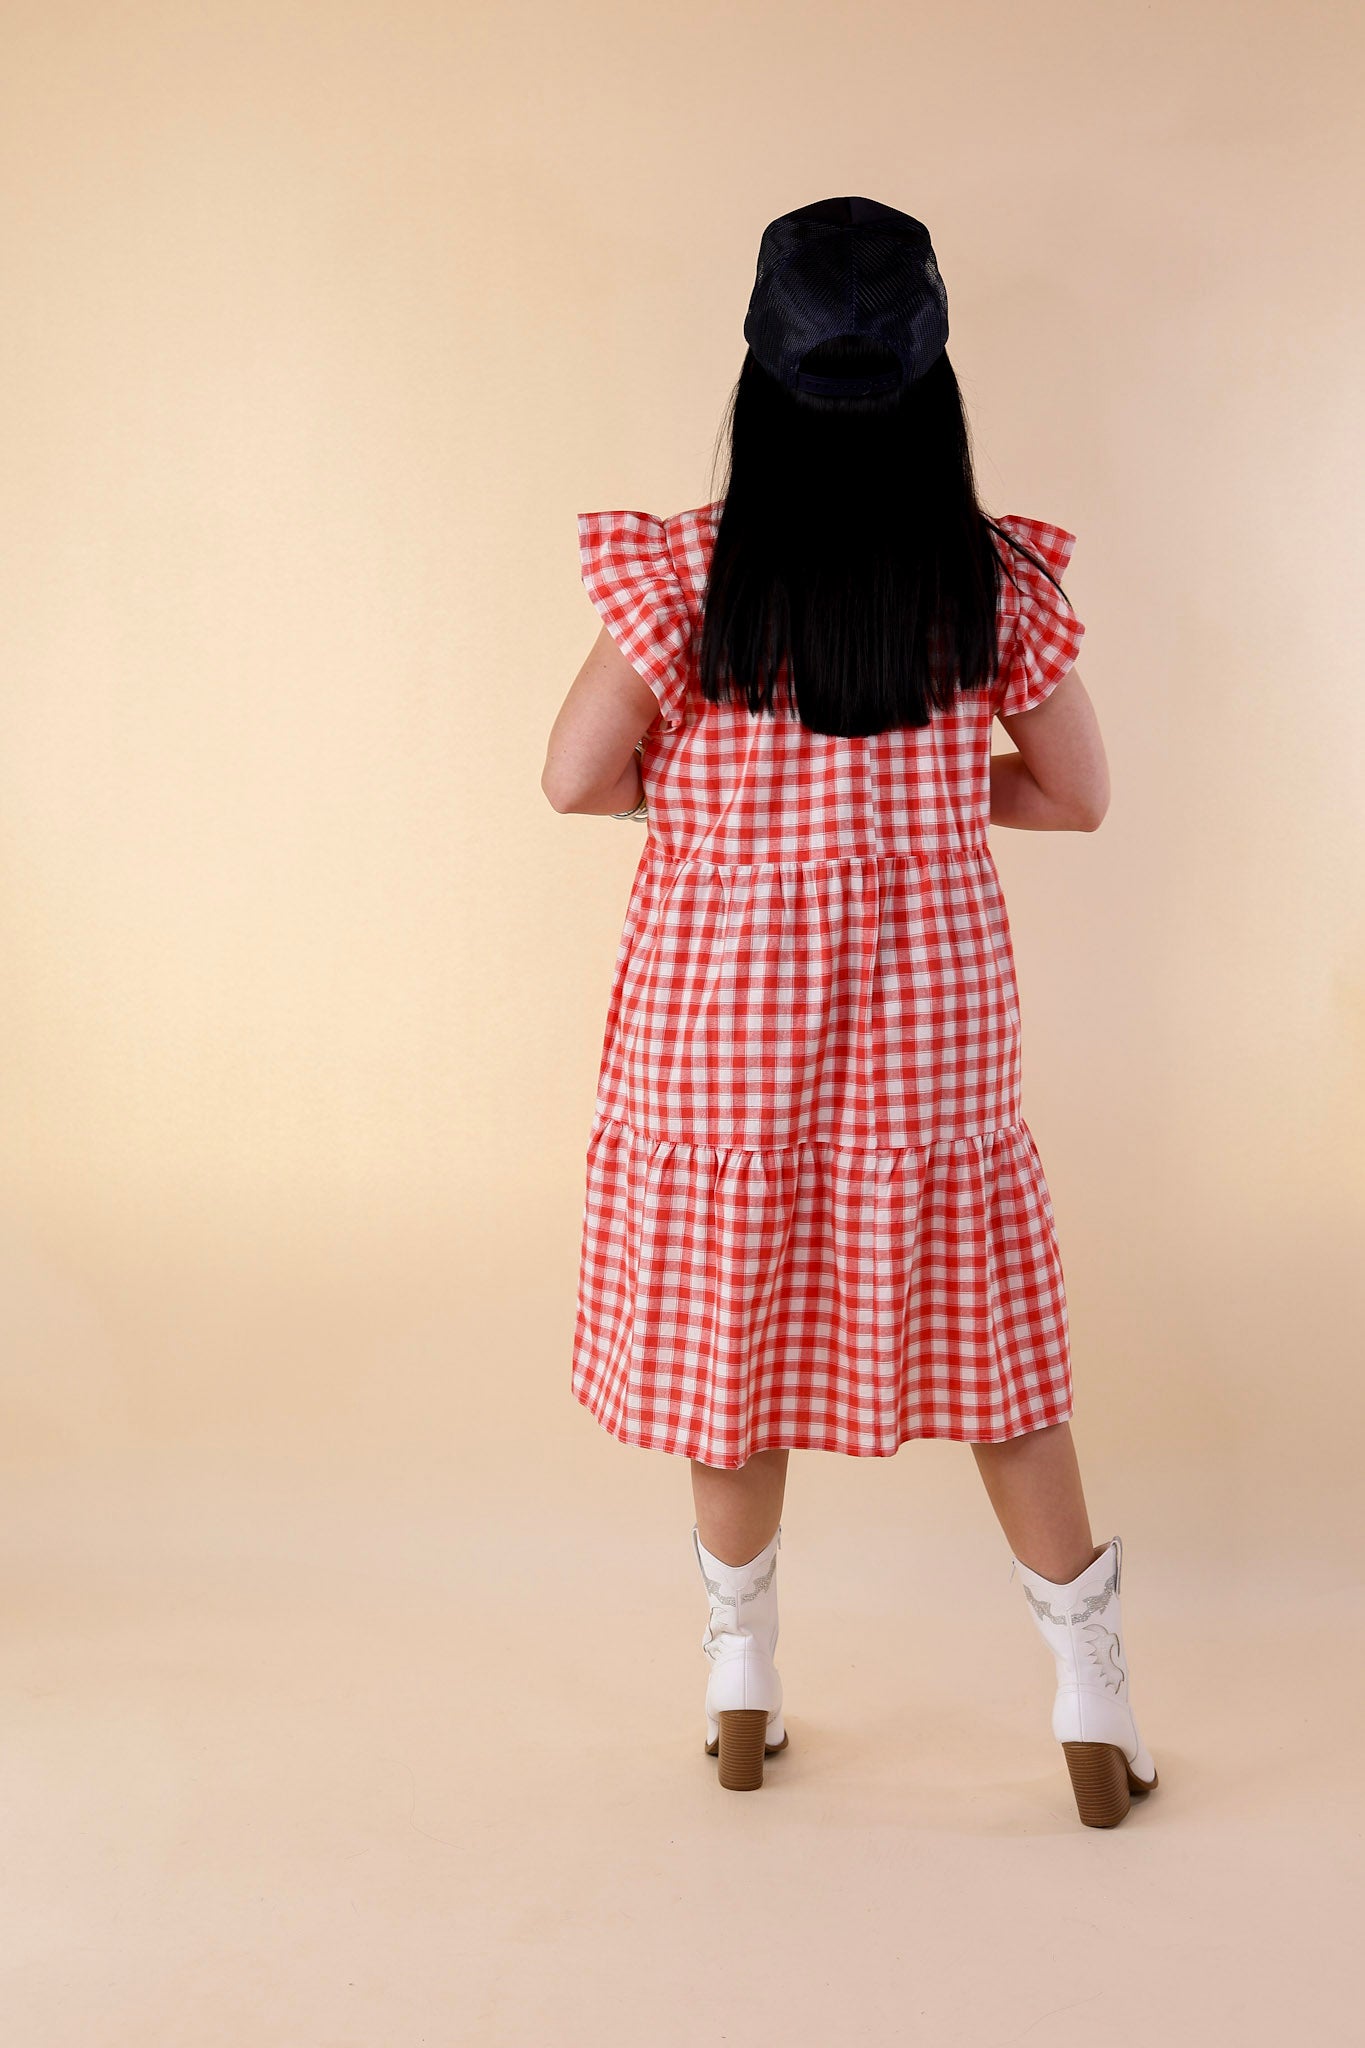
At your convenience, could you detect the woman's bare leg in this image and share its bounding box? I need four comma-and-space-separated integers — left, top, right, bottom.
690, 1448, 790, 1566
970, 1420, 1105, 1582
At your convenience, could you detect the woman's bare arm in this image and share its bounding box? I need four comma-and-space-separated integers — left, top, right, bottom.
990, 667, 1110, 831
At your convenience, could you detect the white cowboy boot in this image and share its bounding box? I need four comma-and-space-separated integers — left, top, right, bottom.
1011, 1533, 1159, 1828
692, 1522, 789, 1790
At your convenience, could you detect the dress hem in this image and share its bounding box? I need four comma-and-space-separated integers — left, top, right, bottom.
572, 1378, 1073, 1468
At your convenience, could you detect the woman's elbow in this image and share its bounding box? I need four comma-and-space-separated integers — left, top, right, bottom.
541, 760, 581, 812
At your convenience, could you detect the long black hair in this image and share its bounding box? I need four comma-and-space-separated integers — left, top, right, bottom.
698, 334, 1069, 738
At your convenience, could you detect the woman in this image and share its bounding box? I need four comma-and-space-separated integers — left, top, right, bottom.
541, 197, 1158, 1826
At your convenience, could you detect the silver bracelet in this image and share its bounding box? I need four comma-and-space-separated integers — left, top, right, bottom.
609, 740, 648, 821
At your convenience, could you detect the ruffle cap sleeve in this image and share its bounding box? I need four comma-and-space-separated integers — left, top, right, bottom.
577, 508, 694, 734
991, 515, 1086, 717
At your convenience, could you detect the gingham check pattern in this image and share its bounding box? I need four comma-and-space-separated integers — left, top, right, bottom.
572, 504, 1085, 1466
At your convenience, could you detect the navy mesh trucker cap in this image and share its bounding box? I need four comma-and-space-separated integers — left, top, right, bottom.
742, 196, 949, 399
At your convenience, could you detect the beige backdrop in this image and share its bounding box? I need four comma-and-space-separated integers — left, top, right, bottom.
2, 3, 1361, 2043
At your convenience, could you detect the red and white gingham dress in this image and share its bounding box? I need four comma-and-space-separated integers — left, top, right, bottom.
571, 502, 1086, 1468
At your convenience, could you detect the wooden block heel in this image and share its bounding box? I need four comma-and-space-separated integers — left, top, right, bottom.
1061, 1741, 1159, 1828
705, 1709, 787, 1790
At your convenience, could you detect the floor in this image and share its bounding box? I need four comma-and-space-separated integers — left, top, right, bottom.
2, 1441, 1358, 2047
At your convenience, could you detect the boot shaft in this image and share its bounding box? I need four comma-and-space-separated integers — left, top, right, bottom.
693, 1523, 782, 1661
1011, 1534, 1146, 1754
